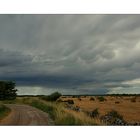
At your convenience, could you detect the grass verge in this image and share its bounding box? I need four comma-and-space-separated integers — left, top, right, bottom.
0, 104, 11, 121
0, 97, 104, 125
28, 99, 103, 125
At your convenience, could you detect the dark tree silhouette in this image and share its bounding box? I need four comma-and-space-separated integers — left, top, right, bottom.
41, 92, 62, 101
0, 81, 17, 100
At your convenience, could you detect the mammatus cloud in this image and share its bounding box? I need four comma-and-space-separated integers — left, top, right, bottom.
1, 15, 140, 95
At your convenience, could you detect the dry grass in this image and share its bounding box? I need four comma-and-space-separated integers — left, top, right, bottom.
60, 96, 140, 123
2, 95, 139, 125
3, 97, 103, 125
40, 99, 103, 125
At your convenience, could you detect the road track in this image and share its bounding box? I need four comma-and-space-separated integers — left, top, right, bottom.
0, 104, 54, 125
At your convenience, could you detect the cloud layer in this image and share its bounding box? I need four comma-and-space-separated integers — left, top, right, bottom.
1, 15, 140, 95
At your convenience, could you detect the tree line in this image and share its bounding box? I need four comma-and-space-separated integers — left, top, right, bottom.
0, 81, 17, 100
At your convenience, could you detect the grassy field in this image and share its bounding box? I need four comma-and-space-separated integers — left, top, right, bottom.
60, 95, 140, 123
0, 95, 140, 125
0, 97, 103, 125
20, 97, 103, 125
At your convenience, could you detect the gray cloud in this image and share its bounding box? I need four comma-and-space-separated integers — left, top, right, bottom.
1, 15, 140, 95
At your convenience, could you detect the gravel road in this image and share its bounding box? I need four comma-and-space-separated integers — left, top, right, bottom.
0, 104, 54, 125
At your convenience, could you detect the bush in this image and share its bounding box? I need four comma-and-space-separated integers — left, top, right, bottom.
100, 110, 125, 125
89, 108, 99, 118
131, 97, 136, 103
66, 100, 74, 104
78, 98, 81, 101
97, 96, 106, 102
107, 110, 123, 120
72, 96, 76, 98
41, 92, 62, 101
115, 101, 120, 104
90, 97, 95, 101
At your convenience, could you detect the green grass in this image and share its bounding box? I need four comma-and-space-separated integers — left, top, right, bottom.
0, 104, 11, 120
29, 100, 83, 125
55, 113, 83, 125
24, 99, 100, 125
97, 96, 106, 102
0, 97, 103, 125
31, 99, 102, 125
1, 99, 16, 104
30, 100, 56, 119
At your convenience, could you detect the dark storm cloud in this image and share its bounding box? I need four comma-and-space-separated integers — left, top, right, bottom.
0, 49, 32, 67
1, 15, 140, 95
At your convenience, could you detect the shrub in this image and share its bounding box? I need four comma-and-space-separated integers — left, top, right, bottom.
78, 98, 81, 101
66, 100, 74, 104
72, 96, 76, 98
90, 97, 95, 101
97, 96, 106, 102
89, 108, 99, 118
41, 92, 62, 101
131, 97, 136, 103
115, 101, 120, 104
107, 110, 123, 120
100, 110, 125, 125
73, 106, 81, 112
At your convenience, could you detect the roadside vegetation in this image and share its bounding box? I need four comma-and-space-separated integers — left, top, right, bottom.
0, 104, 11, 120
25, 98, 102, 125
1, 96, 103, 125
40, 92, 61, 101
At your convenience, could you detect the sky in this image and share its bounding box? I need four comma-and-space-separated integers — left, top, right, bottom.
1, 15, 140, 95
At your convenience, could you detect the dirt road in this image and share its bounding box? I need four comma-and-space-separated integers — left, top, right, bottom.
0, 104, 54, 125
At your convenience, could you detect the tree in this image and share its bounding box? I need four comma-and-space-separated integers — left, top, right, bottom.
41, 92, 62, 101
0, 81, 17, 100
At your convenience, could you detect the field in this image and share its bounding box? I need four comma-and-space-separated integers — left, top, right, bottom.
0, 95, 140, 125
0, 97, 103, 125
60, 95, 140, 123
